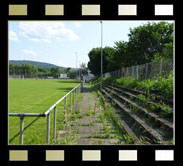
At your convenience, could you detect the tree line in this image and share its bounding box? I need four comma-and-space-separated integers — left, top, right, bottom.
9, 62, 88, 79
87, 22, 173, 76
9, 64, 65, 78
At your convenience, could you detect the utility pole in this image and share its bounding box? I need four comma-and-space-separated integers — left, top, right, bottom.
100, 21, 103, 77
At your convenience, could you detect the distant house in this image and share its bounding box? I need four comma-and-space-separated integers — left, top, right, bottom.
58, 73, 69, 79
47, 76, 54, 79
84, 70, 95, 82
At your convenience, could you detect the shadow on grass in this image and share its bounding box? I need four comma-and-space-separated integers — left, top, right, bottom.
9, 116, 41, 144
53, 80, 80, 84
57, 87, 73, 91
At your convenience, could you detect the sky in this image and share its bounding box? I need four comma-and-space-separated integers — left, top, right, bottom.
9, 21, 173, 68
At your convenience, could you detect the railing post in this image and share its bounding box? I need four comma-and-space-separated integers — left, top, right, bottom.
81, 82, 83, 92
53, 106, 57, 140
70, 93, 72, 112
73, 91, 74, 111
20, 116, 24, 145
47, 113, 50, 144
64, 97, 67, 123
75, 89, 77, 102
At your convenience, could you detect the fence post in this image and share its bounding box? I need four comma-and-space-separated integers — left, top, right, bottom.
64, 97, 67, 123
136, 65, 139, 79
70, 93, 72, 112
20, 116, 24, 145
160, 59, 163, 76
46, 113, 50, 144
145, 63, 148, 79
53, 106, 57, 140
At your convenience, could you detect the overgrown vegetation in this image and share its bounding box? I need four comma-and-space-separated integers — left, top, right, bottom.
100, 71, 173, 99
91, 83, 134, 144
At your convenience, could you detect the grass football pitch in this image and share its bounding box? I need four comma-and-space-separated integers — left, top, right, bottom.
9, 79, 79, 145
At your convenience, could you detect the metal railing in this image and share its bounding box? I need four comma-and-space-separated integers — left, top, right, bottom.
9, 83, 82, 145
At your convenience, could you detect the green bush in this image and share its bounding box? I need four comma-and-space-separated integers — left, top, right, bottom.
101, 71, 173, 99
151, 71, 173, 99
116, 77, 138, 89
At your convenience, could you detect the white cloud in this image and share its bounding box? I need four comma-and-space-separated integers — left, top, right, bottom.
74, 23, 81, 28
29, 38, 40, 42
23, 49, 37, 56
9, 31, 19, 41
18, 22, 80, 43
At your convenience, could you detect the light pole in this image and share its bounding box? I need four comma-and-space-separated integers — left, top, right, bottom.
78, 60, 81, 81
100, 21, 103, 77
75, 52, 77, 80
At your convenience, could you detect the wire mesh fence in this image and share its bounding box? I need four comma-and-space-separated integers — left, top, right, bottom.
104, 58, 173, 80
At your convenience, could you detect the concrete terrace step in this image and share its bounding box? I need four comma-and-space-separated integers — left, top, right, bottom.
109, 83, 173, 106
107, 84, 173, 120
75, 138, 121, 145
103, 86, 173, 133
98, 90, 140, 144
101, 88, 168, 144
76, 133, 117, 139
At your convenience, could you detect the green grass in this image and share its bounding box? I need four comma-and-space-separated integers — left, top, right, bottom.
9, 79, 79, 145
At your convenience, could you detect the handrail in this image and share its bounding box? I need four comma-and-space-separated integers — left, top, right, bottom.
9, 83, 82, 145
9, 84, 80, 117
44, 84, 80, 116
9, 113, 46, 117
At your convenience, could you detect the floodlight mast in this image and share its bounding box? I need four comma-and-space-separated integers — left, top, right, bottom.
100, 21, 103, 78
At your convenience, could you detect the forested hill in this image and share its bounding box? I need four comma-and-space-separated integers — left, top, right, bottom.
9, 60, 77, 70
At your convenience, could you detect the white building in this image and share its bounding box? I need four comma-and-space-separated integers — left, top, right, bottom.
85, 70, 95, 82
58, 73, 69, 79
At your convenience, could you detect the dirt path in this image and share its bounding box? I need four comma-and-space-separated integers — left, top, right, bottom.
57, 83, 121, 145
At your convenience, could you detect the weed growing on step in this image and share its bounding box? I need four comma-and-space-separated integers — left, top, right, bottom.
86, 110, 95, 116
101, 101, 134, 144
92, 140, 103, 145
138, 94, 147, 107
86, 97, 96, 116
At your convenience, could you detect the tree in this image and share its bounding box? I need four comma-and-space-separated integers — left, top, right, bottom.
87, 47, 110, 76
50, 67, 60, 78
21, 64, 37, 77
66, 67, 72, 73
127, 22, 173, 65
106, 41, 128, 70
80, 63, 88, 75
9, 64, 15, 75
87, 22, 173, 76
69, 70, 77, 79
